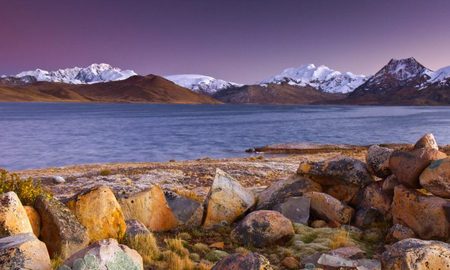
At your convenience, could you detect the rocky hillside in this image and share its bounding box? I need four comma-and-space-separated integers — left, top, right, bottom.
0, 75, 221, 104
1, 133, 449, 269
212, 83, 345, 104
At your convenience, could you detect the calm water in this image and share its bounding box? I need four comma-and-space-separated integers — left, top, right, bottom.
1, 103, 449, 170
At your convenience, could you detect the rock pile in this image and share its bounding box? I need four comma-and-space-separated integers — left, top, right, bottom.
0, 133, 449, 270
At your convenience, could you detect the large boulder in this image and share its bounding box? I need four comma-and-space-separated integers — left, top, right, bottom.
366, 145, 393, 178
24, 206, 41, 237
381, 238, 450, 270
119, 185, 178, 232
420, 157, 450, 198
304, 192, 354, 225
381, 174, 399, 196
256, 175, 321, 210
61, 238, 143, 270
414, 133, 439, 150
231, 210, 294, 248
164, 191, 203, 227
391, 185, 449, 240
35, 195, 89, 259
0, 233, 51, 270
297, 156, 374, 187
203, 169, 256, 228
389, 148, 447, 188
67, 186, 127, 242
273, 196, 310, 225
0, 191, 33, 237
212, 252, 272, 270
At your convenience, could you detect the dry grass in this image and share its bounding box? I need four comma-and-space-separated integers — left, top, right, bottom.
165, 251, 195, 270
99, 169, 112, 176
166, 238, 190, 257
124, 233, 161, 265
50, 256, 64, 269
0, 169, 52, 205
329, 229, 354, 249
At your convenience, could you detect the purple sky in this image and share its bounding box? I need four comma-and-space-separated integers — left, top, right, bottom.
1, 0, 450, 83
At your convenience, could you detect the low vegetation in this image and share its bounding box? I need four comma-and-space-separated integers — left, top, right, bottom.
0, 169, 52, 205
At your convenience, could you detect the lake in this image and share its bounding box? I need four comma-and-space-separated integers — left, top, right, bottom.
1, 103, 449, 170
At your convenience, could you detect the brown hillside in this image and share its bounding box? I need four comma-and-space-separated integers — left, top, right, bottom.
0, 75, 221, 104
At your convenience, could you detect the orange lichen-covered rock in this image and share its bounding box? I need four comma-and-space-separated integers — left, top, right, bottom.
24, 206, 40, 237
119, 185, 178, 232
0, 191, 33, 237
67, 186, 126, 242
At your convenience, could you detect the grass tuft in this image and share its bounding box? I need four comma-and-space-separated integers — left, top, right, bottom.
124, 233, 161, 265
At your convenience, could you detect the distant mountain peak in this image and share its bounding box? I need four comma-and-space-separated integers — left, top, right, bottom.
261, 64, 367, 93
12, 63, 137, 84
164, 74, 242, 95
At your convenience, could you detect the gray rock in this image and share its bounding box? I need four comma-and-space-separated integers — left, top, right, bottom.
273, 196, 310, 225
256, 174, 321, 210
53, 176, 66, 184
125, 219, 150, 238
366, 145, 393, 178
297, 156, 374, 187
164, 191, 203, 227
231, 210, 294, 248
34, 195, 89, 259
0, 233, 51, 270
414, 133, 439, 150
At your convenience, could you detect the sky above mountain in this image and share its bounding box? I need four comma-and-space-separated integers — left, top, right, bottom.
1, 0, 450, 84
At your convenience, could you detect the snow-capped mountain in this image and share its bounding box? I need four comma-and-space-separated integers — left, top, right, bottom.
165, 74, 242, 95
261, 64, 367, 93
13, 63, 136, 84
428, 66, 450, 86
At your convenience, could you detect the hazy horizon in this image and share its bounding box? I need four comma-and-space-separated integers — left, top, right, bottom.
1, 0, 450, 83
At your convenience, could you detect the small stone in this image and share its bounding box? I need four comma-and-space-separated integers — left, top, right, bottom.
310, 220, 327, 228
385, 224, 416, 244
125, 219, 151, 238
53, 176, 66, 184
205, 249, 229, 262
354, 208, 384, 229
281, 256, 299, 269
209, 242, 225, 249
231, 210, 294, 248
414, 133, 439, 150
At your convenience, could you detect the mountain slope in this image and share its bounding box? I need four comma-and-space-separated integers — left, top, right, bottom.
0, 75, 221, 104
165, 74, 241, 95
213, 83, 345, 104
262, 64, 366, 93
